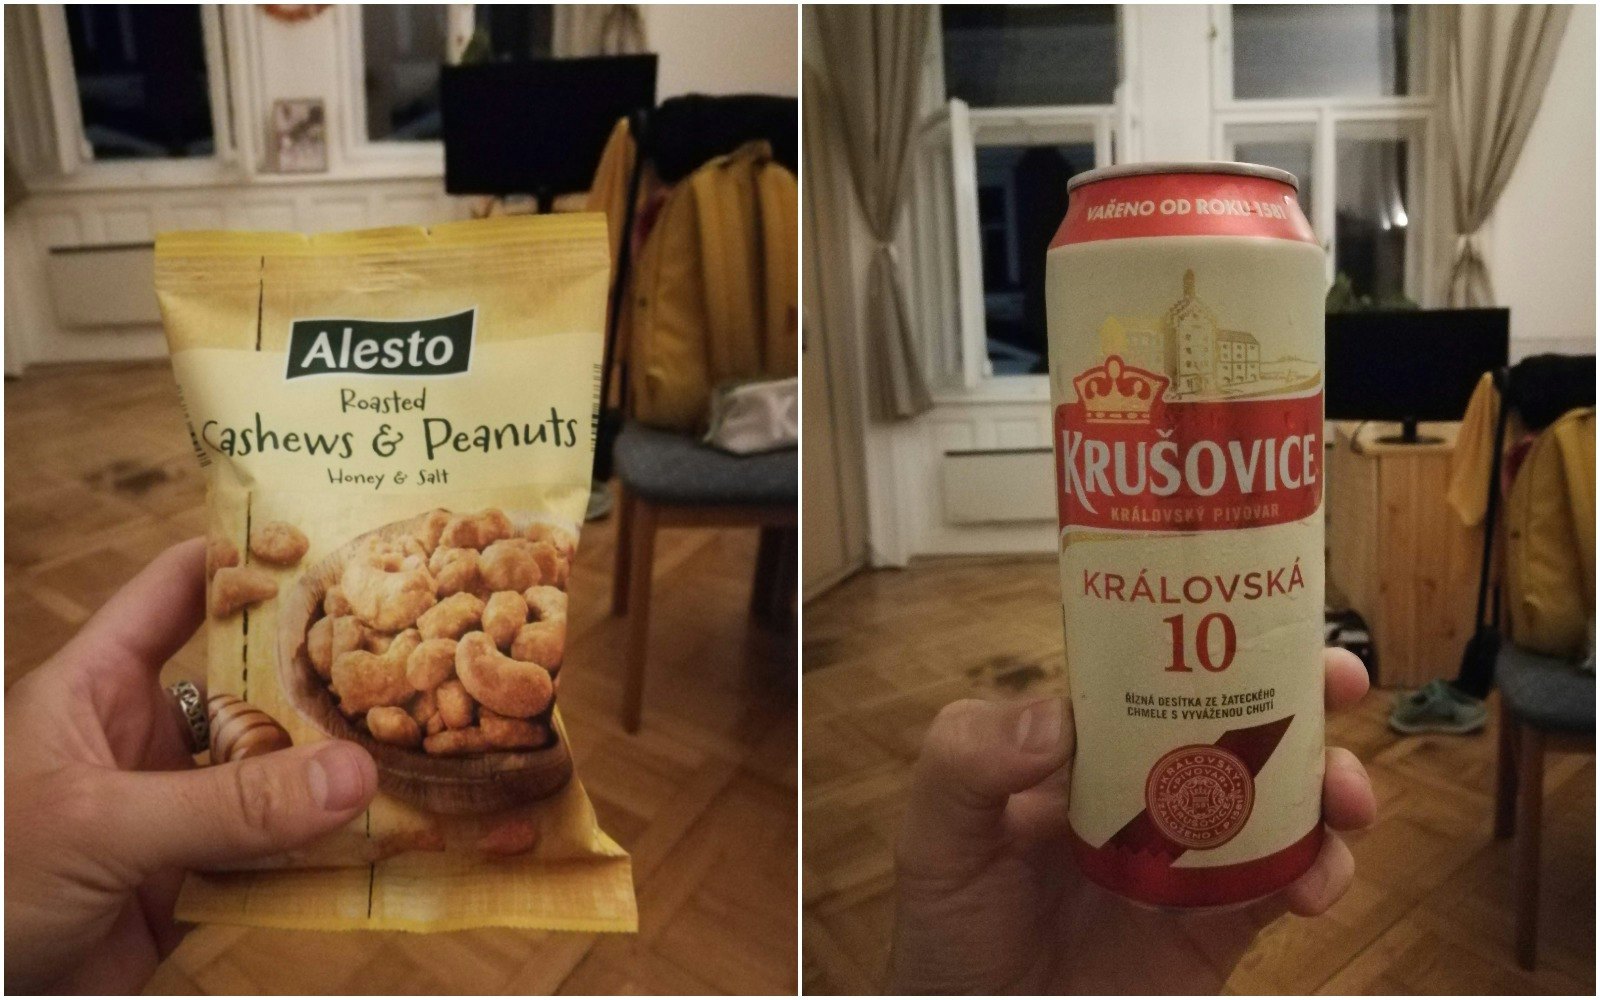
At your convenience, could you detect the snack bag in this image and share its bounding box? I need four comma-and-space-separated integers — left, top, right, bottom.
155, 215, 636, 932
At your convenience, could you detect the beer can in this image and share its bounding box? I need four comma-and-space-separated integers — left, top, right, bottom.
1045, 162, 1326, 908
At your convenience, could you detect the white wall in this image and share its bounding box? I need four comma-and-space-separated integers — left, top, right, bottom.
6, 4, 800, 374
643, 4, 798, 99
1484, 4, 1596, 357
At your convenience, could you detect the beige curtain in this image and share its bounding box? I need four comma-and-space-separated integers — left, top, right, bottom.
553, 5, 647, 58
814, 5, 933, 421
1438, 4, 1571, 306
5, 5, 66, 188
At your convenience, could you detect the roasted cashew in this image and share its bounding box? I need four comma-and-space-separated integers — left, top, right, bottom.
455, 632, 554, 718
510, 618, 566, 672
482, 591, 528, 650
417, 592, 484, 641
341, 555, 436, 632
406, 637, 457, 690
440, 509, 513, 550
479, 538, 543, 592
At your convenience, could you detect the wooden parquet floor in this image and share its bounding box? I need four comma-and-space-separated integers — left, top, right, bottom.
803, 557, 1596, 996
5, 361, 798, 995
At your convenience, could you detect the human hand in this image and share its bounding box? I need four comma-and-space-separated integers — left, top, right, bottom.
4, 538, 379, 994
888, 648, 1375, 995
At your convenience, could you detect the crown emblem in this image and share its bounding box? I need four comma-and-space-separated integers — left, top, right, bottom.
1073, 355, 1169, 424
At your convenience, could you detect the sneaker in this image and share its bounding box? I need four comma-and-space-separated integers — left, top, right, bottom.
1388, 679, 1487, 734
584, 482, 614, 521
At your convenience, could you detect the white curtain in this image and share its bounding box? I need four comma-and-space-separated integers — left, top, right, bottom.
553, 5, 647, 58
1437, 4, 1572, 306
813, 5, 934, 421
5, 5, 70, 191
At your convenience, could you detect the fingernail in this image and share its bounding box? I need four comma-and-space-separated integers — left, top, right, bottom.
1016, 699, 1064, 753
307, 743, 368, 811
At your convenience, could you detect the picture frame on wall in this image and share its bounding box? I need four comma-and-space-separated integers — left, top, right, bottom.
270, 98, 327, 173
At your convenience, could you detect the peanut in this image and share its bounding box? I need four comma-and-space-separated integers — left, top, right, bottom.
428, 546, 481, 598
423, 726, 493, 756
523, 585, 568, 623
209, 566, 277, 617
529, 541, 569, 589
306, 616, 334, 678
456, 632, 554, 718
436, 678, 477, 730
367, 706, 422, 747
415, 508, 452, 553
324, 585, 353, 617
477, 817, 540, 857
440, 509, 514, 550
331, 616, 366, 662
479, 709, 547, 750
524, 521, 577, 559
331, 651, 408, 715
206, 532, 240, 580
408, 687, 438, 726
249, 520, 309, 566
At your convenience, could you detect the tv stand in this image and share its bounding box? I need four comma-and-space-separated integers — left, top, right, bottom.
1326, 420, 1480, 688
1377, 416, 1446, 446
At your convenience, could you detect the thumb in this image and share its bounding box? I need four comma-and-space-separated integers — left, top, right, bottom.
899, 697, 1073, 874
110, 741, 378, 873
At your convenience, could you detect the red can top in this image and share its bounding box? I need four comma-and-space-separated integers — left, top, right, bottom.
1051, 162, 1316, 248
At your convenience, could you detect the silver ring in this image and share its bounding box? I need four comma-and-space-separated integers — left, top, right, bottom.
169, 680, 209, 754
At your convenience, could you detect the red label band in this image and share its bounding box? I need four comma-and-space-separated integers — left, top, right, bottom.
1052, 172, 1316, 247
1071, 823, 1324, 909
1055, 369, 1324, 533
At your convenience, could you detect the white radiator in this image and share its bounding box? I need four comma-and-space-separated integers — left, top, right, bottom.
45, 242, 160, 328
941, 448, 1056, 525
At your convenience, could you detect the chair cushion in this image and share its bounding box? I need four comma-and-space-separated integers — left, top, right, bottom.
614, 421, 796, 507
1497, 642, 1597, 734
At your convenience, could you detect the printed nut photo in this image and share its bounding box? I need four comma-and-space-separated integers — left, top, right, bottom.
278, 507, 579, 814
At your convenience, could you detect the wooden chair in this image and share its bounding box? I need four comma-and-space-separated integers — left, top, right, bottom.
611, 420, 796, 732
1492, 642, 1595, 969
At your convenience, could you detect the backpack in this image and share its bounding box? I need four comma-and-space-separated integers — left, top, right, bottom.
1504, 407, 1596, 658
628, 140, 798, 431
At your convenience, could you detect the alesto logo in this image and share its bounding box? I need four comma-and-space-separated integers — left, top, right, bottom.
285, 309, 475, 380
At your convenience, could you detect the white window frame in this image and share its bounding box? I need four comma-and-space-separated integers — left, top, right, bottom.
1209, 4, 1435, 298
334, 4, 472, 179
913, 6, 1128, 404
35, 3, 244, 189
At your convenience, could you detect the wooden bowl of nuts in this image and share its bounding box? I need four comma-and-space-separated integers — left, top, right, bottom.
277, 508, 578, 815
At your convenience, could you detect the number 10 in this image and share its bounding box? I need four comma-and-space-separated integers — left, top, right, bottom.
1162, 613, 1237, 672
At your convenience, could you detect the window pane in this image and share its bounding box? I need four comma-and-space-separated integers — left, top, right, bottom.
1232, 5, 1414, 100
64, 5, 215, 160
943, 5, 1118, 107
1231, 136, 1313, 221
975, 142, 1096, 375
364, 5, 449, 141
1335, 135, 1412, 303
473, 5, 554, 60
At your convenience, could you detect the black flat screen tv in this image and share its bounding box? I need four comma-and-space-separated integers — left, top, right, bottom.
440, 54, 658, 207
1325, 308, 1510, 444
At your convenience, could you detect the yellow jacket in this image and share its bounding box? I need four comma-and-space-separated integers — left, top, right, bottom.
1447, 373, 1502, 526
1505, 408, 1596, 657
